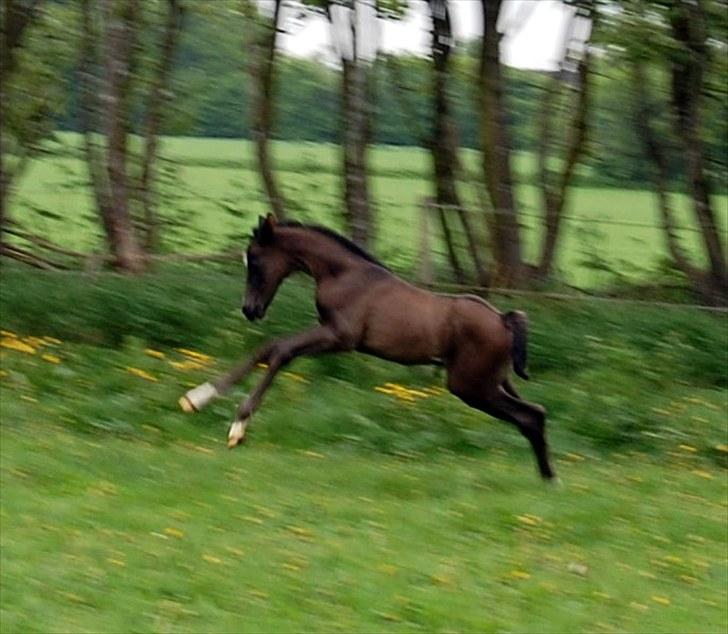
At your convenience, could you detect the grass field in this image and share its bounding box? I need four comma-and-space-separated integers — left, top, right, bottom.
3, 133, 727, 631
11, 133, 728, 286
1, 265, 726, 632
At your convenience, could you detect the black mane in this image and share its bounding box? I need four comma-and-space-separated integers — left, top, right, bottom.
276, 221, 388, 269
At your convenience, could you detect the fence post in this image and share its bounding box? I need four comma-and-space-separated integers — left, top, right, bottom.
417, 198, 434, 285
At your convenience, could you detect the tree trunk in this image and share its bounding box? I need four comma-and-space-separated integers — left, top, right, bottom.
0, 92, 7, 250
80, 0, 112, 218
632, 59, 724, 302
479, 0, 522, 287
244, 0, 287, 219
342, 57, 373, 249
428, 0, 489, 286
0, 0, 44, 256
536, 41, 592, 280
668, 0, 726, 297
139, 0, 184, 252
330, 0, 374, 250
102, 0, 145, 272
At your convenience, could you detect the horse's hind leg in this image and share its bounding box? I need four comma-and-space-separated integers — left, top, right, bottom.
450, 369, 554, 480
501, 376, 521, 400
483, 388, 555, 480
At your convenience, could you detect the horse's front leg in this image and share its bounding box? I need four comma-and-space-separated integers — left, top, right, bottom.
179, 342, 276, 412
227, 325, 344, 447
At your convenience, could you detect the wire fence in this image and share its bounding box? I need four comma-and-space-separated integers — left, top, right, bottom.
6, 147, 728, 312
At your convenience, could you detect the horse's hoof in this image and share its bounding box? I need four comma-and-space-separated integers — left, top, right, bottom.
227, 420, 247, 448
179, 396, 195, 413
180, 382, 218, 413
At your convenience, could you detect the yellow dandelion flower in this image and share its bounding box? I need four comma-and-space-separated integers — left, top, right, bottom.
282, 370, 309, 384
1, 337, 36, 354
145, 349, 165, 359
43, 336, 62, 345
287, 525, 313, 539
431, 573, 454, 586
516, 514, 542, 526
257, 362, 269, 369
282, 562, 302, 572
177, 348, 213, 363
0, 330, 17, 338
164, 527, 184, 539
126, 367, 158, 382
509, 570, 531, 580
407, 389, 429, 398
651, 595, 671, 606
169, 360, 204, 371
377, 563, 399, 576
202, 554, 222, 565
663, 555, 683, 564
42, 354, 62, 364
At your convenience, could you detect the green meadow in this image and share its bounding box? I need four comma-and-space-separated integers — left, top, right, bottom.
12, 133, 728, 286
1, 263, 726, 632
2, 137, 727, 631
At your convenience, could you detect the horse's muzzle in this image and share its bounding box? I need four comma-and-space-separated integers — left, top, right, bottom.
242, 305, 263, 321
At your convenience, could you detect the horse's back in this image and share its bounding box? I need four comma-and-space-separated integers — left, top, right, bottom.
351, 276, 453, 364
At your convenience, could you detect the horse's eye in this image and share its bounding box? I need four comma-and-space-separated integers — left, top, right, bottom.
247, 258, 264, 287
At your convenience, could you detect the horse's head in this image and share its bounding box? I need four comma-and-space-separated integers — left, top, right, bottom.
242, 214, 290, 321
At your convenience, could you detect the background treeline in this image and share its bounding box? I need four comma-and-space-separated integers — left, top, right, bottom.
48, 10, 725, 190
2, 0, 726, 301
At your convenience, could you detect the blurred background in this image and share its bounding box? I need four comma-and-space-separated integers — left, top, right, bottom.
1, 1, 727, 632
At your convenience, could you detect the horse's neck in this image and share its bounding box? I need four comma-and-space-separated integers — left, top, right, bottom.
282, 229, 361, 282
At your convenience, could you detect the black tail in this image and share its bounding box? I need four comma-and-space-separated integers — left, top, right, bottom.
502, 310, 529, 380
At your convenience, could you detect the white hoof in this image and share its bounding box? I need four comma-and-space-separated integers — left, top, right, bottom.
227, 420, 248, 448
180, 382, 218, 413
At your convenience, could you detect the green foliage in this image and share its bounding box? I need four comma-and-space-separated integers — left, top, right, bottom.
2, 418, 725, 632
1, 265, 726, 632
3, 3, 79, 165
1, 265, 725, 456
12, 135, 728, 287
4, 0, 722, 192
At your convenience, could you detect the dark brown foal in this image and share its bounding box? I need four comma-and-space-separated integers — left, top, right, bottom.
180, 215, 555, 480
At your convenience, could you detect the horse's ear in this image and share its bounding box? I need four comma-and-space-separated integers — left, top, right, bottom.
258, 213, 276, 245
